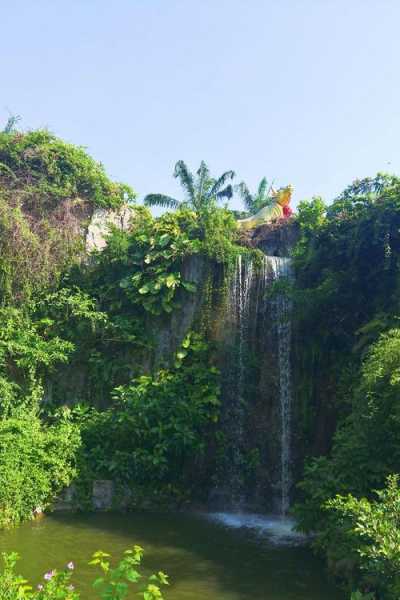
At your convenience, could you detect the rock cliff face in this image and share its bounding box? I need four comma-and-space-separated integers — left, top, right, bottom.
238, 218, 300, 256
86, 206, 134, 252
150, 255, 209, 368
141, 220, 300, 512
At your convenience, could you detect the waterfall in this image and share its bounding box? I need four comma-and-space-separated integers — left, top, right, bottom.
225, 254, 254, 508
232, 255, 254, 405
213, 253, 293, 515
267, 256, 293, 515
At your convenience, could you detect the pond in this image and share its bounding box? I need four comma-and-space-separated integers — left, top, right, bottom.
0, 511, 343, 599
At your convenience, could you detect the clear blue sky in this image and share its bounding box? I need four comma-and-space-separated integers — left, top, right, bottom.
2, 0, 400, 210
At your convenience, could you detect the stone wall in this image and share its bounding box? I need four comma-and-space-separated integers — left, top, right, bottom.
54, 480, 115, 512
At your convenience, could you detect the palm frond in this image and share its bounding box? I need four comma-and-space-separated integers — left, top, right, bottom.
197, 160, 210, 190
195, 161, 211, 210
144, 194, 181, 209
257, 177, 269, 200
216, 184, 234, 202
209, 170, 235, 199
2, 115, 21, 134
196, 161, 210, 183
173, 160, 195, 203
235, 181, 254, 212
236, 181, 250, 199
0, 162, 18, 180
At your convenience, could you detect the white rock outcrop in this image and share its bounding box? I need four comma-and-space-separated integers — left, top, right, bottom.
86, 205, 134, 252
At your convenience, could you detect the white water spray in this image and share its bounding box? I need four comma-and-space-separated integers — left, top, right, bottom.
206, 511, 305, 546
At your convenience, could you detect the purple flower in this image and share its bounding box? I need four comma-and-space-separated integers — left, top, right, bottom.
44, 570, 55, 581
67, 561, 74, 570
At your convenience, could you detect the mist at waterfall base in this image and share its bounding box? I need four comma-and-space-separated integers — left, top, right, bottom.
211, 254, 294, 526
206, 511, 305, 546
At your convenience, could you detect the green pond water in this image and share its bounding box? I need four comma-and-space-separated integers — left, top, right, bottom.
0, 512, 343, 599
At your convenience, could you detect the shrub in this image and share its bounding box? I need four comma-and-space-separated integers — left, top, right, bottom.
0, 306, 73, 416
0, 129, 135, 210
327, 476, 400, 599
296, 328, 400, 537
0, 130, 136, 302
84, 207, 201, 317
0, 411, 80, 527
0, 547, 168, 599
76, 333, 220, 502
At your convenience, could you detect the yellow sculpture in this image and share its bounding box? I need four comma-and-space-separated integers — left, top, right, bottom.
237, 185, 293, 230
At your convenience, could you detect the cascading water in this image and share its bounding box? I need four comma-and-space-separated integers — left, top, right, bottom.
232, 255, 254, 405
267, 256, 293, 515
225, 254, 254, 508
214, 253, 293, 516
210, 252, 298, 541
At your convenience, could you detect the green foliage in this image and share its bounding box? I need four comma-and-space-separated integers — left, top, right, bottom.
0, 199, 81, 304
0, 411, 80, 527
0, 306, 73, 416
199, 206, 245, 265
144, 160, 235, 214
326, 475, 400, 599
0, 300, 81, 529
116, 210, 200, 315
0, 133, 244, 526
296, 328, 400, 532
90, 547, 168, 600
292, 196, 326, 262
293, 179, 400, 336
0, 552, 36, 600
86, 207, 201, 316
0, 129, 135, 210
76, 333, 220, 501
35, 204, 244, 407
235, 176, 274, 215
332, 173, 400, 211
294, 177, 400, 597
0, 129, 135, 303
0, 547, 168, 599
293, 177, 400, 446
350, 592, 374, 600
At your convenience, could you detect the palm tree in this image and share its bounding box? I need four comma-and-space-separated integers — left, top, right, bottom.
144, 160, 235, 213
236, 177, 274, 215
2, 115, 21, 134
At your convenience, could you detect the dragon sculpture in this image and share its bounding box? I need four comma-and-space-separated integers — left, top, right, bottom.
237, 184, 293, 230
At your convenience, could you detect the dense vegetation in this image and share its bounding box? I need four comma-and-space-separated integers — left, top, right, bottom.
0, 129, 135, 303
0, 126, 252, 524
293, 174, 400, 598
3, 124, 400, 599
